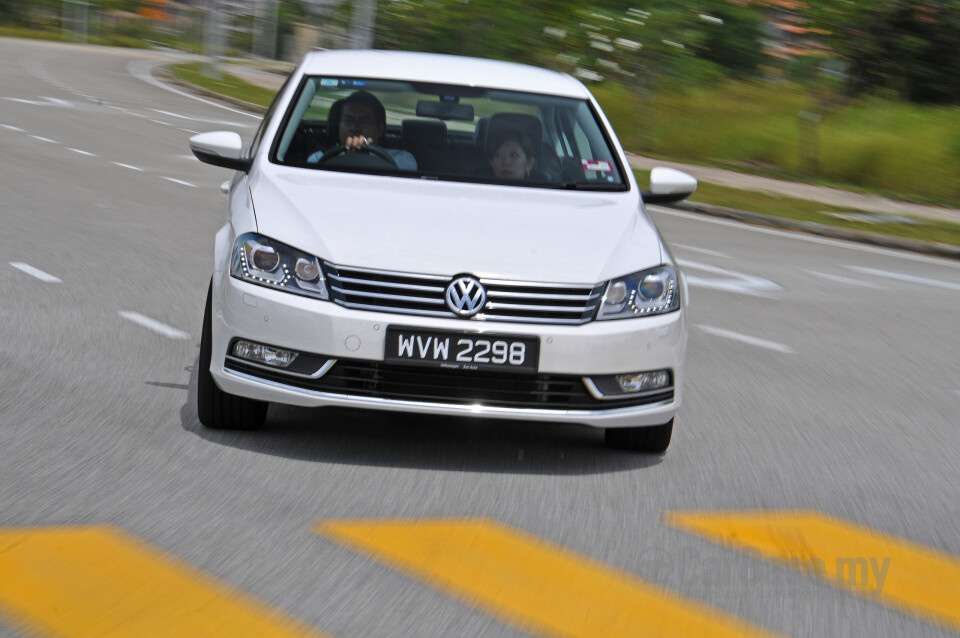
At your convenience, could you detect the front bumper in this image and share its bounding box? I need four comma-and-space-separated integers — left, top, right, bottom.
210, 275, 687, 428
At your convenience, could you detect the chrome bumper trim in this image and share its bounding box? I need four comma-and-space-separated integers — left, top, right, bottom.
223, 368, 674, 417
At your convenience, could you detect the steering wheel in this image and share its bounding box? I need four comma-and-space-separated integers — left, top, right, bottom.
314, 143, 399, 169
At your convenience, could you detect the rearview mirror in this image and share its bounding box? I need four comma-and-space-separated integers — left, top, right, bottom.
416, 100, 475, 121
189, 131, 252, 172
642, 167, 697, 204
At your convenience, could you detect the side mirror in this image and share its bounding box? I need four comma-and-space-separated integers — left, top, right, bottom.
189, 131, 252, 172
642, 167, 697, 204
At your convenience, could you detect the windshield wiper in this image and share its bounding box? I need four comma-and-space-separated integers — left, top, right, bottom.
559, 182, 627, 191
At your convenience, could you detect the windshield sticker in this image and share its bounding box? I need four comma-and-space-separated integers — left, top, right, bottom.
581, 159, 613, 172
319, 79, 367, 88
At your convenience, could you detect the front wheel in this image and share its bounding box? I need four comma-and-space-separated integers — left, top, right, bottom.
197, 282, 268, 430
604, 419, 673, 453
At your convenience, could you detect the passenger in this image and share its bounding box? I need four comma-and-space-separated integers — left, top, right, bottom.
488, 127, 536, 180
308, 90, 416, 170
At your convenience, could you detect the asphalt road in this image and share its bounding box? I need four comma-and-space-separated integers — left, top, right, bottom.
1, 38, 959, 638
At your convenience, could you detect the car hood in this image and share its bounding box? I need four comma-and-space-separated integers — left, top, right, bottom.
250, 166, 663, 284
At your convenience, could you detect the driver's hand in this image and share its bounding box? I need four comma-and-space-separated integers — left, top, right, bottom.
344, 136, 372, 151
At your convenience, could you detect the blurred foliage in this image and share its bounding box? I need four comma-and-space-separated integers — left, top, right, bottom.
802, 0, 960, 104
376, 0, 577, 66
376, 0, 766, 80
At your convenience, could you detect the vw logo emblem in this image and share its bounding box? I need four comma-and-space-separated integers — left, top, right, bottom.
445, 276, 486, 317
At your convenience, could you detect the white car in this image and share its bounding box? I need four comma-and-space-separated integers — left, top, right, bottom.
190, 50, 694, 453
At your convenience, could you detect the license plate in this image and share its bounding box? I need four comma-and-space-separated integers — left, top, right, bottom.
384, 327, 539, 373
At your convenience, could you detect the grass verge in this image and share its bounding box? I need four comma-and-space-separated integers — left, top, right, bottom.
596, 80, 960, 208
635, 169, 960, 248
168, 62, 278, 108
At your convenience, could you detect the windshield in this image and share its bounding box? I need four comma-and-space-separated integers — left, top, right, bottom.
271, 76, 627, 190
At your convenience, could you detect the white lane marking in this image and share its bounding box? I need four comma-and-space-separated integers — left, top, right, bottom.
3, 96, 72, 107
30, 135, 57, 143
1, 124, 25, 131
678, 259, 782, 296
152, 109, 192, 119
151, 109, 246, 127
9, 262, 62, 283
697, 325, 796, 354
113, 162, 144, 171
150, 119, 174, 126
179, 128, 199, 134
179, 154, 199, 161
649, 206, 960, 270
118, 311, 189, 340
672, 243, 731, 259
162, 177, 197, 187
848, 266, 960, 292
128, 59, 260, 120
68, 148, 97, 156
806, 270, 883, 289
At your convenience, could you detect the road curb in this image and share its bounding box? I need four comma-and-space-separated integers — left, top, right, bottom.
668, 201, 960, 260
153, 67, 267, 114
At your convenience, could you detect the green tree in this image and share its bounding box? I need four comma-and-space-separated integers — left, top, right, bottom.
0, 0, 23, 23
697, 1, 765, 76
375, 0, 579, 67
805, 0, 960, 103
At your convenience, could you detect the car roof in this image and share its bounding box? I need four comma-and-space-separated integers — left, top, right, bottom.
298, 50, 592, 99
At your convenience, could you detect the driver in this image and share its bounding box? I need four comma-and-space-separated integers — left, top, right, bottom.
308, 91, 417, 170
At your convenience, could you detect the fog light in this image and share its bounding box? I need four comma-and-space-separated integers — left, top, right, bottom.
232, 340, 298, 368
583, 369, 673, 400
616, 370, 671, 393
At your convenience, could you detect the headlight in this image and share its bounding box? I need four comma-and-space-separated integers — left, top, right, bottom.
230, 233, 329, 301
596, 265, 679, 320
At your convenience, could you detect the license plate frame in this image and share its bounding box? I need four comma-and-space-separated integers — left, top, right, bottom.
384, 327, 540, 374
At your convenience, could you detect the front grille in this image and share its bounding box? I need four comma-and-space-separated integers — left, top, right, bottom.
225, 358, 674, 410
325, 262, 605, 325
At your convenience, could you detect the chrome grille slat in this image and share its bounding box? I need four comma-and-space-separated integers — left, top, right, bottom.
338, 301, 456, 317
328, 262, 449, 281
480, 278, 597, 289
485, 290, 600, 301
485, 302, 597, 313
324, 262, 603, 324
472, 314, 596, 325
327, 275, 445, 293
330, 286, 446, 305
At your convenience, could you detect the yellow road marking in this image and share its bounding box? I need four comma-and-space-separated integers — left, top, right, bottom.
666, 510, 960, 632
316, 518, 784, 638
0, 525, 328, 638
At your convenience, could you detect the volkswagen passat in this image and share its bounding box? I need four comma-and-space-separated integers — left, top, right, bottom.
190, 50, 694, 453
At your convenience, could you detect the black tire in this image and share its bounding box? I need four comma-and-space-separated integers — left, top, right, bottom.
197, 281, 268, 430
604, 419, 673, 453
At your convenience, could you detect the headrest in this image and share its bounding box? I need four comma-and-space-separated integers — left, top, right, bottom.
401, 119, 449, 149
473, 117, 489, 147
486, 112, 543, 158
326, 99, 345, 145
